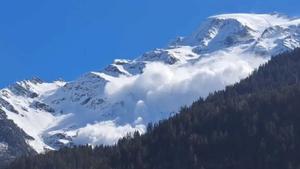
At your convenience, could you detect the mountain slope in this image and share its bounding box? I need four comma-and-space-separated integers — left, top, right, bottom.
1, 13, 300, 164
7, 47, 300, 169
0, 110, 36, 169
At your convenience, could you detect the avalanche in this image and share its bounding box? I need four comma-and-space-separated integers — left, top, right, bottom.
1, 13, 300, 153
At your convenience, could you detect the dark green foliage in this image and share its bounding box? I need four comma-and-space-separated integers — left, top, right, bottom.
7, 49, 300, 169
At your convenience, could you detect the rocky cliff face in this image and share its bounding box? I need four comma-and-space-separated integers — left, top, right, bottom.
0, 109, 36, 168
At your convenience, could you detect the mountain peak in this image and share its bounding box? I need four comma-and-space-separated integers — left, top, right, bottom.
209, 13, 289, 21
171, 13, 300, 56
1, 13, 300, 161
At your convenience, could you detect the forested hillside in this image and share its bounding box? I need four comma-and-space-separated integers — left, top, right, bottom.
7, 48, 300, 169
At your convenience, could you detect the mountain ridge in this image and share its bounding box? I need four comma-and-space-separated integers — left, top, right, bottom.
1, 13, 300, 166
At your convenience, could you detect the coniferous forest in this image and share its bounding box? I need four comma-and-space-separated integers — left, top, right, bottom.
7, 48, 300, 169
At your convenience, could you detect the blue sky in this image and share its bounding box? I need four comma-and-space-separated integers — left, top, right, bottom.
0, 0, 299, 87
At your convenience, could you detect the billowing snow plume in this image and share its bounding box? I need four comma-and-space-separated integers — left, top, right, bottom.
74, 121, 145, 145
104, 50, 267, 124
1, 13, 300, 151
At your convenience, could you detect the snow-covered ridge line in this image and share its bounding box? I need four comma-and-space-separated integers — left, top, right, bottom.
1, 13, 300, 153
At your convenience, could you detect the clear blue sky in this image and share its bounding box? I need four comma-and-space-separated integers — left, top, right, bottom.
0, 0, 299, 87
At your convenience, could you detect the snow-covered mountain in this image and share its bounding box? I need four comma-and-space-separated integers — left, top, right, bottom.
1, 13, 300, 159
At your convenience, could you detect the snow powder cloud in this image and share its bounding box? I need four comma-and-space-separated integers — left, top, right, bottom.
63, 51, 268, 146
